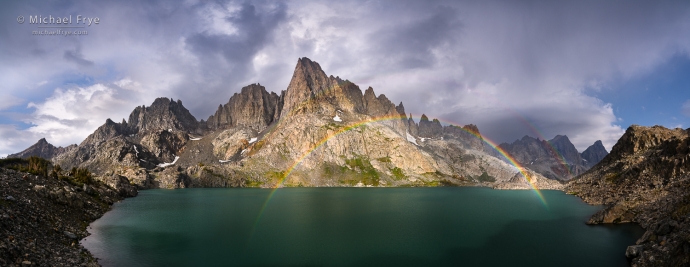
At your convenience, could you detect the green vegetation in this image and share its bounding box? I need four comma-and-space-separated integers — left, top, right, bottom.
245, 180, 264, 187
331, 155, 380, 186
390, 167, 405, 180
0, 157, 98, 187
266, 170, 287, 181
70, 167, 93, 185
0, 156, 51, 177
322, 122, 342, 131
345, 155, 379, 184
376, 156, 392, 163
423, 180, 440, 186
476, 171, 496, 182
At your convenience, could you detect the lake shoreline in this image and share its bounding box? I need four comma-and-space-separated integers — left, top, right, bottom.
0, 166, 645, 267
83, 186, 643, 267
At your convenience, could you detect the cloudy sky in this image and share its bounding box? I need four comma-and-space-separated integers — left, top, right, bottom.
1, 0, 690, 157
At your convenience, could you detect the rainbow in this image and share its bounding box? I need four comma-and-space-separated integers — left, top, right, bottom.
461, 88, 574, 178
245, 75, 558, 233
262, 113, 548, 204
248, 113, 549, 237
510, 114, 573, 177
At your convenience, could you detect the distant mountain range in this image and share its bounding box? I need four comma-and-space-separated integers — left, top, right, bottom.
9, 57, 606, 189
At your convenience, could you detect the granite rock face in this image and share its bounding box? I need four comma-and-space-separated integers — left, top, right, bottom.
53, 98, 199, 173
7, 138, 75, 159
417, 114, 443, 138
407, 115, 419, 136
212, 127, 257, 160
567, 125, 690, 266
127, 98, 198, 133
280, 57, 365, 117
206, 84, 282, 132
442, 124, 484, 151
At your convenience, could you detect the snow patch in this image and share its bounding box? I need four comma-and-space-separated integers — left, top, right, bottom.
333, 114, 342, 122
248, 137, 257, 144
241, 149, 248, 154
168, 129, 173, 132
133, 145, 139, 157
157, 156, 179, 168
219, 160, 231, 163
406, 132, 418, 145
190, 137, 202, 141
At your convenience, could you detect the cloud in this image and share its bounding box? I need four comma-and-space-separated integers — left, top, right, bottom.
1, 0, 690, 155
0, 95, 23, 111
683, 100, 690, 117
63, 47, 94, 67
23, 82, 137, 146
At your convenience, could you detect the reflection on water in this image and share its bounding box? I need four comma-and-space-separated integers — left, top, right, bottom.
82, 187, 643, 267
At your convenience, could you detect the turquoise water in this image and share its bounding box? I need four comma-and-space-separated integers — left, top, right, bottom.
82, 187, 643, 267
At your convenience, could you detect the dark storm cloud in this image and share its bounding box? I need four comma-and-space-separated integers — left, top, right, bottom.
367, 6, 461, 70
2, 0, 690, 156
180, 2, 287, 117
64, 47, 94, 67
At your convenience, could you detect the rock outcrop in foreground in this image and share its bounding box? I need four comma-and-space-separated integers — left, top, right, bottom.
567, 125, 690, 266
0, 167, 130, 266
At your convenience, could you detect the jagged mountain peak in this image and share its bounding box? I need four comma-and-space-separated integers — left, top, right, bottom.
8, 138, 75, 160
281, 57, 356, 117
127, 97, 198, 133
549, 135, 571, 143
581, 139, 608, 168
520, 135, 538, 142
206, 83, 282, 132
395, 102, 406, 117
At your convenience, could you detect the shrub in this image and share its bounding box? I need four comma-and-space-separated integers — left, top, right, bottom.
27, 156, 49, 177
71, 167, 93, 185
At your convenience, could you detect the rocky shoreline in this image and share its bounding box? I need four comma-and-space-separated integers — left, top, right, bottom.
0, 167, 132, 266
2, 162, 670, 266
567, 125, 690, 266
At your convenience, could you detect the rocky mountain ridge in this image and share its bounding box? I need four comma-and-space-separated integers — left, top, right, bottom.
498, 134, 608, 180
8, 138, 76, 160
7, 57, 612, 191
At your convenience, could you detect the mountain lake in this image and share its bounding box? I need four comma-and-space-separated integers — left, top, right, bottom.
81, 187, 643, 267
